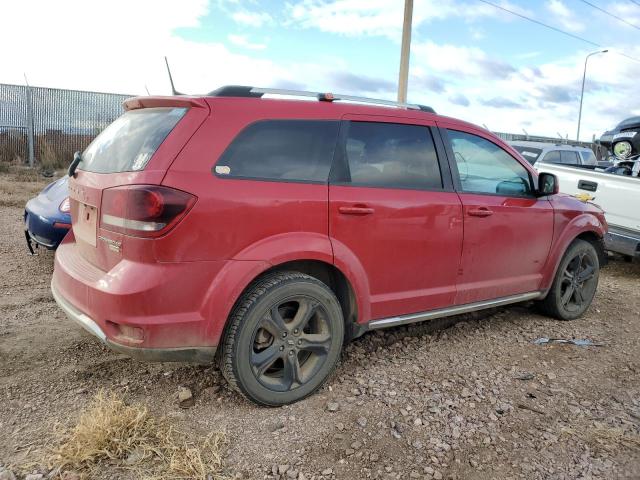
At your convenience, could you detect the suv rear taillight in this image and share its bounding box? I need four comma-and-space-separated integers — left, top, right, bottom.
100, 185, 196, 238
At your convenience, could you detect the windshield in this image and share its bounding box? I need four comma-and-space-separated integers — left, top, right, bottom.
79, 107, 187, 173
512, 146, 543, 164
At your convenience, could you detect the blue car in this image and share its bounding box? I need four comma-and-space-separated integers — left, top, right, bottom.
24, 176, 71, 253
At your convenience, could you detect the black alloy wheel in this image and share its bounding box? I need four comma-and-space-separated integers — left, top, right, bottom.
220, 272, 344, 406
539, 239, 600, 320
558, 251, 597, 314
250, 296, 333, 392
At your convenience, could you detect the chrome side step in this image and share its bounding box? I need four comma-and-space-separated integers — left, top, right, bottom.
368, 291, 543, 330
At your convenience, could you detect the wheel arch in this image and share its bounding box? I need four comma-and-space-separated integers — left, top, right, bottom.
575, 230, 607, 266
541, 220, 606, 295
240, 259, 364, 342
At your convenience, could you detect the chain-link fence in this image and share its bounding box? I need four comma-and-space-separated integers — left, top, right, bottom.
0, 83, 131, 168
1, 82, 607, 167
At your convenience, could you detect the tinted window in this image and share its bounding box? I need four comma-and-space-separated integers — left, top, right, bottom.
512, 146, 542, 164
448, 130, 532, 196
340, 122, 442, 190
215, 120, 339, 182
542, 150, 561, 164
580, 150, 597, 165
80, 107, 187, 173
560, 151, 579, 165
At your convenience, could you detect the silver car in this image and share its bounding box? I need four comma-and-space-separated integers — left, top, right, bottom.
509, 141, 597, 167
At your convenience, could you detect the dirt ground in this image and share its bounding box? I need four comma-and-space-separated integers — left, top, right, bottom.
1, 168, 639, 480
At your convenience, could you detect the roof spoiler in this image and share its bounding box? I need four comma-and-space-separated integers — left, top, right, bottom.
123, 96, 208, 111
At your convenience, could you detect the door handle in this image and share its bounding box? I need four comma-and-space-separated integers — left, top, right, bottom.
468, 207, 494, 217
338, 206, 375, 215
578, 180, 598, 192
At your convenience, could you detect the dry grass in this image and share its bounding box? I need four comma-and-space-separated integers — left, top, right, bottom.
38, 140, 64, 173
562, 425, 640, 453
48, 390, 227, 480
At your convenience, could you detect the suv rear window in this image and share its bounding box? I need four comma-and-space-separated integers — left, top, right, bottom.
511, 146, 542, 164
215, 120, 340, 182
79, 107, 187, 173
580, 150, 597, 165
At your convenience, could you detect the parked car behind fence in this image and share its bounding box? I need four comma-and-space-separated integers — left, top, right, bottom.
509, 141, 598, 168
24, 176, 71, 253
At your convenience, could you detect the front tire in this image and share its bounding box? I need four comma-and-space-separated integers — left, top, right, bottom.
539, 239, 600, 320
219, 271, 344, 406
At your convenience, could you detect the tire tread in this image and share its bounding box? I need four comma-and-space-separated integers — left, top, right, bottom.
538, 239, 599, 321
219, 271, 342, 405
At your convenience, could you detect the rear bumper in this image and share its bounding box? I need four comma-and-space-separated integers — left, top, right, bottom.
605, 225, 640, 257
24, 208, 70, 250
51, 237, 230, 362
51, 280, 216, 363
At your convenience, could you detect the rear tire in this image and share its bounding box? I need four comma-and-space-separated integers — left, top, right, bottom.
219, 271, 344, 406
539, 239, 599, 320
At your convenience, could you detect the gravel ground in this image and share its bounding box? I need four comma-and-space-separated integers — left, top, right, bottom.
1, 169, 639, 480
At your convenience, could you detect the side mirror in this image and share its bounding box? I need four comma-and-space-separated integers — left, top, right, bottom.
538, 172, 559, 196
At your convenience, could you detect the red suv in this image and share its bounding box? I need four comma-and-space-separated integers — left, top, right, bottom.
52, 86, 607, 405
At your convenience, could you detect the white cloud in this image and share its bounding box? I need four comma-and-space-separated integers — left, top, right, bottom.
227, 34, 267, 50
608, 2, 640, 27
1, 0, 638, 143
412, 41, 516, 79
546, 0, 585, 32
0, 0, 290, 95
285, 0, 531, 39
409, 46, 640, 141
231, 10, 274, 27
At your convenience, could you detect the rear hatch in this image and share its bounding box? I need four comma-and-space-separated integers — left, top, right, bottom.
68, 96, 209, 271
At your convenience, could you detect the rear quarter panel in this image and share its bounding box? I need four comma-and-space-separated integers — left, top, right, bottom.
160, 99, 370, 339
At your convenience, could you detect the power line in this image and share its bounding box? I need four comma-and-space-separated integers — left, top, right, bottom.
476, 0, 640, 63
476, 0, 599, 46
628, 0, 640, 7
578, 0, 640, 31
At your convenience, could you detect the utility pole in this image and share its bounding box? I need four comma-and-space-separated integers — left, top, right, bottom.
397, 0, 413, 103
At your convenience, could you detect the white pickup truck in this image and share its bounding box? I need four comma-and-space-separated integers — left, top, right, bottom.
535, 162, 640, 259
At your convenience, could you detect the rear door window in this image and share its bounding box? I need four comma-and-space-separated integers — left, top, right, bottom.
214, 120, 340, 183
559, 151, 580, 165
334, 121, 443, 190
542, 150, 561, 164
80, 107, 187, 173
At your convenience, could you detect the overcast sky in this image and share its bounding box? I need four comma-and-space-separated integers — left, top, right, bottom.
2, 0, 640, 141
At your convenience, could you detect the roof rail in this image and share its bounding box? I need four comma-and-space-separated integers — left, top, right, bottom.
207, 85, 436, 114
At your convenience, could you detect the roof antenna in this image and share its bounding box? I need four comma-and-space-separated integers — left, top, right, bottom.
164, 56, 184, 95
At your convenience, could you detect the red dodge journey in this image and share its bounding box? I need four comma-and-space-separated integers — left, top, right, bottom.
52, 86, 607, 405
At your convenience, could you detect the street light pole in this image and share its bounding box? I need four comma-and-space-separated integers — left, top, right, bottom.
397, 0, 413, 103
576, 49, 607, 142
